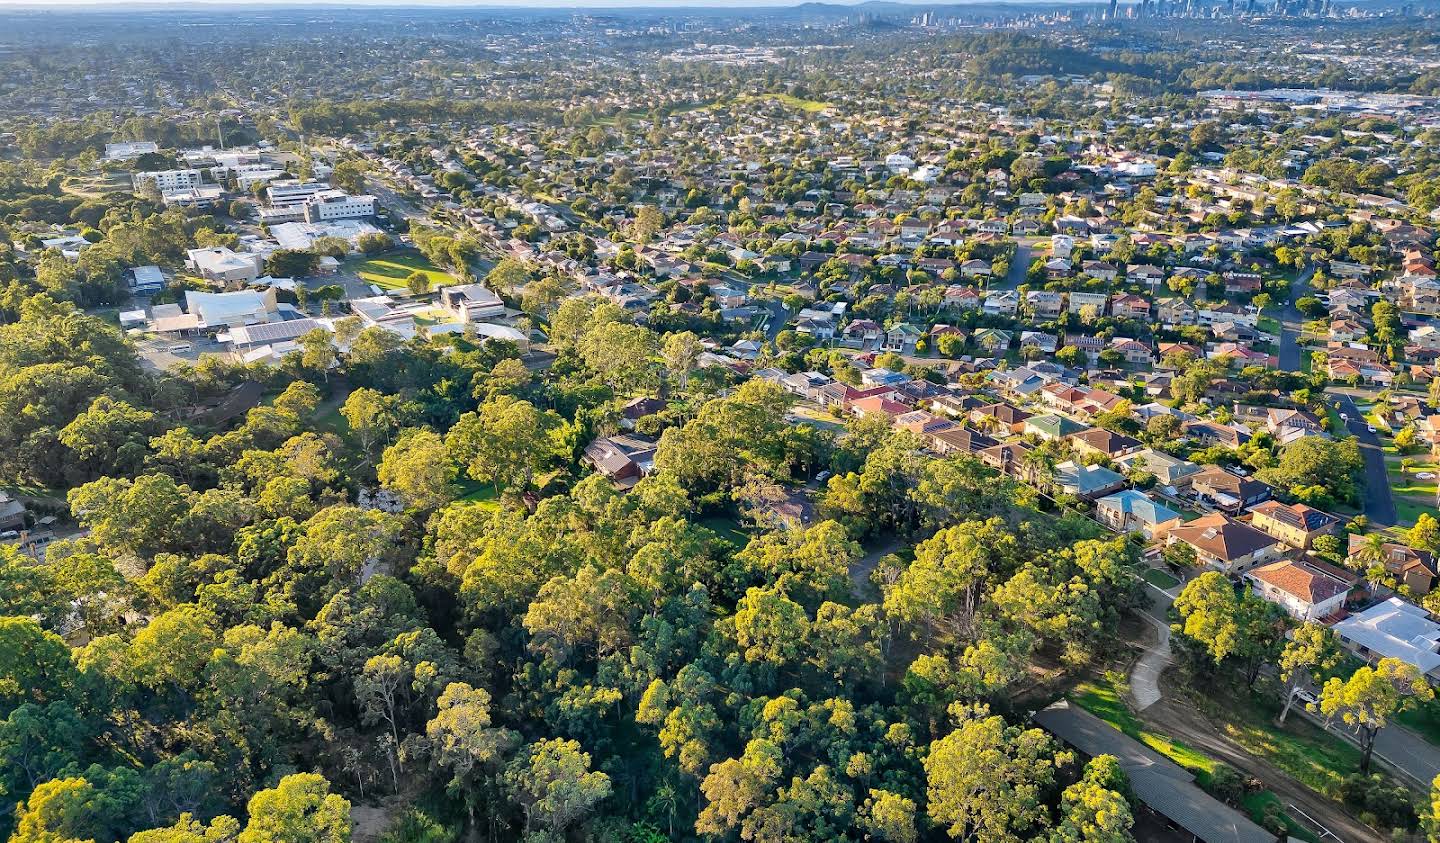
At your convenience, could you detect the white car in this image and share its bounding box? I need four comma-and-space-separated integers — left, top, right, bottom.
1367, 424, 1377, 434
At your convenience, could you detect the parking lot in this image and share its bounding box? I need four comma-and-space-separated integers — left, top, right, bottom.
133, 333, 230, 371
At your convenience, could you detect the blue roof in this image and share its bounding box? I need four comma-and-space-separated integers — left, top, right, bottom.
1097, 489, 1182, 525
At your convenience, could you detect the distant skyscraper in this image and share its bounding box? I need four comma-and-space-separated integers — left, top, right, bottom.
1108, 0, 1119, 18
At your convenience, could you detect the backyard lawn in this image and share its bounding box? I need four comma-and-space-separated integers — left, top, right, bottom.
699, 514, 751, 549
346, 250, 456, 292
453, 479, 500, 511
1141, 567, 1180, 589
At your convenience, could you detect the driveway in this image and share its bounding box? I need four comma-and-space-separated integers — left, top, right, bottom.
1332, 392, 1397, 526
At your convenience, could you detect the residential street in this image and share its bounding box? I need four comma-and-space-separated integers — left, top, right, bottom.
997, 236, 1044, 291
1332, 392, 1398, 526
1278, 264, 1314, 372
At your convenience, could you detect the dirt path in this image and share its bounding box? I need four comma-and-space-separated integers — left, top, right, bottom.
848, 537, 900, 600
1129, 614, 1171, 711
1141, 683, 1379, 843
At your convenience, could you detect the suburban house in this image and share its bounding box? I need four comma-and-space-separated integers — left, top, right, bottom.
883, 323, 922, 354
1080, 260, 1118, 281
1166, 512, 1285, 574
582, 434, 657, 489
1332, 598, 1440, 683
1348, 536, 1438, 596
944, 286, 981, 311
1025, 414, 1088, 442
1108, 338, 1153, 366
1115, 450, 1202, 490
1069, 428, 1144, 460
1247, 500, 1340, 550
1053, 461, 1127, 500
1095, 490, 1183, 540
983, 290, 1019, 316
928, 426, 997, 456
1068, 291, 1108, 315
1189, 467, 1271, 513
971, 403, 1033, 435
0, 492, 28, 532
1026, 290, 1064, 318
1157, 298, 1197, 327
1110, 294, 1151, 320
1246, 559, 1353, 621
972, 328, 1012, 353
1019, 331, 1058, 355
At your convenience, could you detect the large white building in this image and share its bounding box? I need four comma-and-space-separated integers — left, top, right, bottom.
266, 180, 331, 207
269, 219, 383, 251
134, 169, 204, 193
302, 191, 377, 222
232, 165, 289, 191
186, 247, 263, 286
105, 141, 158, 161
439, 284, 505, 321
184, 288, 279, 328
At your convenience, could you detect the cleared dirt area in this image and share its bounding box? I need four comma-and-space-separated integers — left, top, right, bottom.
1141, 678, 1382, 843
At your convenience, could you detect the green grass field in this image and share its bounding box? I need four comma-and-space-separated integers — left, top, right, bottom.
1382, 449, 1438, 527
346, 250, 456, 292
1070, 680, 1218, 778
762, 92, 831, 112
1199, 685, 1361, 802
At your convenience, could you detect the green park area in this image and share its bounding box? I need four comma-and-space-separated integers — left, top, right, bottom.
345, 250, 456, 292
753, 92, 831, 112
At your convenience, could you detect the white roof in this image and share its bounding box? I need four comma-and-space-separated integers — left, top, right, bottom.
471, 323, 528, 344
1333, 597, 1440, 676
270, 220, 382, 250
187, 247, 255, 274
185, 289, 268, 324
131, 265, 165, 285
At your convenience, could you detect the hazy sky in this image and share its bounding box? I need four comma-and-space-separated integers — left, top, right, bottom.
0, 0, 910, 7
